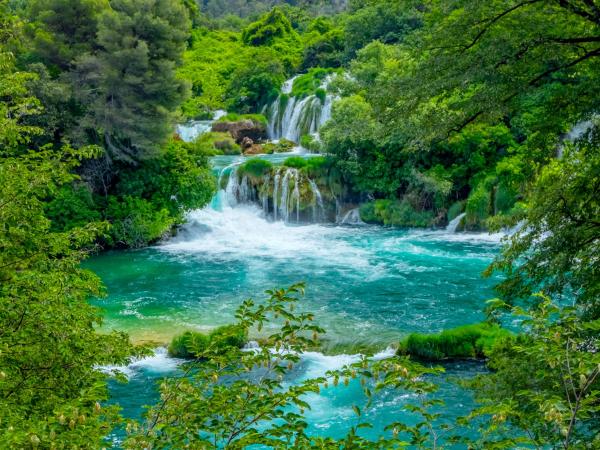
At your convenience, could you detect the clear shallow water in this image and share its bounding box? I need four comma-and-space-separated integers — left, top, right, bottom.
89, 155, 506, 443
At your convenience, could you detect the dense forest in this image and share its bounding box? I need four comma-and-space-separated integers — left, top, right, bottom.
1, 0, 599, 448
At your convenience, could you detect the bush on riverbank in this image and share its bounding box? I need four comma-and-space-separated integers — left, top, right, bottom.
168, 325, 248, 359
360, 199, 436, 227
397, 323, 512, 361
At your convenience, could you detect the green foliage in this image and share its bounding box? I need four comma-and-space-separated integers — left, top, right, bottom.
225, 50, 286, 112
465, 183, 492, 230
104, 196, 174, 248
45, 184, 101, 231
27, 0, 107, 70
290, 67, 334, 99
44, 139, 216, 248
282, 155, 308, 169
217, 113, 268, 125
464, 296, 600, 449
192, 131, 241, 156
80, 0, 191, 160
168, 325, 247, 359
487, 133, 600, 319
0, 148, 136, 448
360, 199, 435, 228
344, 0, 422, 58
300, 133, 323, 152
238, 158, 273, 179
447, 201, 465, 222
126, 284, 448, 449
302, 19, 344, 69
398, 323, 512, 361
263, 138, 296, 154
241, 7, 297, 46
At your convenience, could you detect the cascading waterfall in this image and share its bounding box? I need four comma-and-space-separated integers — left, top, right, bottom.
308, 179, 325, 222
266, 75, 335, 143
446, 213, 467, 233
220, 164, 328, 224
340, 208, 364, 225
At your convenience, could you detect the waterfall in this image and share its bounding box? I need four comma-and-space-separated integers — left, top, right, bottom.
446, 213, 466, 233
308, 179, 324, 222
266, 75, 335, 143
213, 164, 330, 225
177, 109, 227, 143
340, 208, 364, 225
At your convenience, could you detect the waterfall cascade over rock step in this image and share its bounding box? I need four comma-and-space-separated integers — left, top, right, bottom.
218, 165, 334, 224
265, 75, 334, 143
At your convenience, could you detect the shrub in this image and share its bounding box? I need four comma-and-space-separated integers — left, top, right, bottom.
193, 132, 241, 156
494, 182, 518, 214
283, 156, 308, 169
359, 199, 435, 227
291, 67, 334, 98
398, 323, 512, 361
208, 325, 248, 351
217, 113, 268, 125
168, 325, 247, 359
465, 183, 492, 229
300, 134, 323, 152
238, 158, 273, 178
105, 196, 175, 248
241, 7, 297, 47
168, 331, 209, 359
45, 185, 101, 231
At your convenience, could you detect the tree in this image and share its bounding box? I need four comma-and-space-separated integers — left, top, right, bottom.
0, 25, 135, 444
27, 0, 108, 71
464, 296, 600, 449
487, 126, 600, 319
79, 0, 191, 161
397, 0, 600, 147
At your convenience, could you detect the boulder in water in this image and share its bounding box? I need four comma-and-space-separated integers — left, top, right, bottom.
244, 144, 265, 155
212, 119, 267, 144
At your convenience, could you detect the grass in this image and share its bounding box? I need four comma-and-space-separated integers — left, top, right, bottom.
397, 322, 512, 361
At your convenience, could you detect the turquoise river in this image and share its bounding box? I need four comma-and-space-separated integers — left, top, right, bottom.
88, 153, 509, 445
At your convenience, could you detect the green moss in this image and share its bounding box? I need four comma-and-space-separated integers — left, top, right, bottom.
398, 323, 512, 361
168, 325, 248, 359
238, 159, 273, 179
190, 132, 241, 156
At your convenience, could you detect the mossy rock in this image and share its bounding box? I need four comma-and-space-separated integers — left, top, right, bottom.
397, 323, 512, 361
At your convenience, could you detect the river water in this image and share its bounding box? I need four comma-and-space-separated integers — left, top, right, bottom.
90, 88, 507, 443
88, 156, 505, 443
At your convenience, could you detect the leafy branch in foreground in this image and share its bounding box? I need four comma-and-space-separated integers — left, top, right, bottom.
462, 295, 600, 449
125, 284, 450, 449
